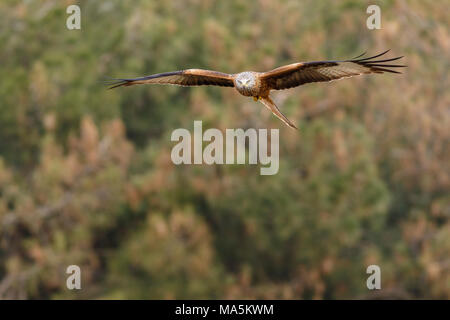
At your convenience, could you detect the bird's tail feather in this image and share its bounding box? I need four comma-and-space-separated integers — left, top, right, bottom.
260, 96, 297, 129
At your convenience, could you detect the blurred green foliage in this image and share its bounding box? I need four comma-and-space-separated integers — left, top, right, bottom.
0, 0, 449, 299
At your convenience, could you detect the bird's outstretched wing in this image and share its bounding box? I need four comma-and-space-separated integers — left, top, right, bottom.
107, 69, 234, 89
261, 50, 406, 90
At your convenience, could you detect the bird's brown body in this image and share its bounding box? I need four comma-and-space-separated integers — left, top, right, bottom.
108, 50, 405, 129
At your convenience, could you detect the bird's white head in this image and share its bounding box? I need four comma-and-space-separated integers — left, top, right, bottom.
235, 72, 256, 89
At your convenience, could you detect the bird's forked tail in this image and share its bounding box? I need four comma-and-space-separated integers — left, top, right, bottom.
259, 96, 297, 129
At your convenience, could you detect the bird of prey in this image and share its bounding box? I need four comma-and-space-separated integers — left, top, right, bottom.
108, 50, 405, 129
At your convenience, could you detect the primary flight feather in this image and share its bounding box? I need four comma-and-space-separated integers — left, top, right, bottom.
107, 50, 405, 129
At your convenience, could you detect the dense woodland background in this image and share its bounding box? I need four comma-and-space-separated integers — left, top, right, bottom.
0, 0, 448, 299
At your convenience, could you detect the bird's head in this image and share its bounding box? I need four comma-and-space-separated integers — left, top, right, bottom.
235, 72, 255, 89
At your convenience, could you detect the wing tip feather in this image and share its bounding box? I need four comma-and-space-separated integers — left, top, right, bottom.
350, 50, 406, 74
104, 79, 132, 90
